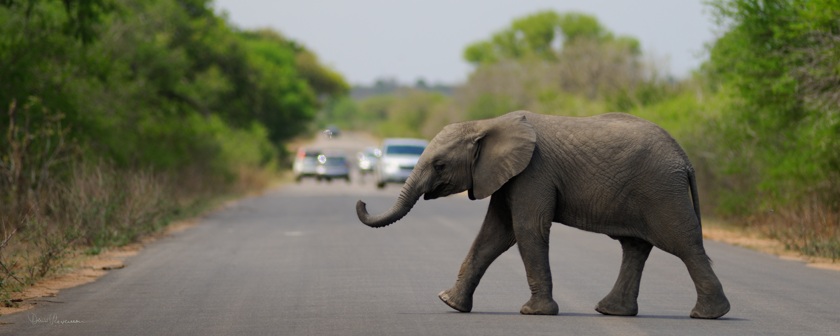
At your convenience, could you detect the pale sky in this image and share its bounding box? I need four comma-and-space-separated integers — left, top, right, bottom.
213, 0, 717, 85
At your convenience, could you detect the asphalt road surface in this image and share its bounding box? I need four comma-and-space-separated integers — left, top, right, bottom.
2, 133, 839, 335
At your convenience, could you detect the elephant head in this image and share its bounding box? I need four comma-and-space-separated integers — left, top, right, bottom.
356, 112, 537, 228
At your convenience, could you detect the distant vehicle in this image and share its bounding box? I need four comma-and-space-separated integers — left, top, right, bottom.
323, 125, 341, 139
292, 147, 321, 182
315, 153, 351, 183
375, 138, 428, 189
356, 147, 381, 175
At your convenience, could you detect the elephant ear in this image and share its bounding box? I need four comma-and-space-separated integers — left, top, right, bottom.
470, 112, 536, 200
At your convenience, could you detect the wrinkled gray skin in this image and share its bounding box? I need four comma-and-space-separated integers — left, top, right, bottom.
356, 111, 730, 319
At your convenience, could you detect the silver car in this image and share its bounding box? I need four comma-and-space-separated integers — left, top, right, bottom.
356, 147, 381, 175
292, 147, 321, 182
375, 138, 428, 189
315, 153, 351, 183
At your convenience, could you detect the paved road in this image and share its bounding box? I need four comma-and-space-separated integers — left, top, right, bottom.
2, 135, 839, 335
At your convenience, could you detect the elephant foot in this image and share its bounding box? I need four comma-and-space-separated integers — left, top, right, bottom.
520, 296, 559, 315
438, 289, 472, 313
690, 294, 730, 319
595, 297, 638, 316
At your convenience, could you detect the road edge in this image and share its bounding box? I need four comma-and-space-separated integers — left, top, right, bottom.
703, 225, 840, 271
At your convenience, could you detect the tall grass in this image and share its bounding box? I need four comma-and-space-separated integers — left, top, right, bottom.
748, 198, 840, 261
0, 163, 229, 305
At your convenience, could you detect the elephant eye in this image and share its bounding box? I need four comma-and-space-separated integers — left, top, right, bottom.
433, 163, 445, 173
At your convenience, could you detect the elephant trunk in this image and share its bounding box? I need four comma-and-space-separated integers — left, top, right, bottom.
356, 164, 427, 228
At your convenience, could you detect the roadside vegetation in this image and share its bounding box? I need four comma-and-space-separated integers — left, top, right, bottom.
0, 0, 347, 307
328, 3, 839, 261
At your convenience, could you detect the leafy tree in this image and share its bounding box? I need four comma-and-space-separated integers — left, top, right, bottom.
463, 10, 638, 65
0, 0, 110, 152
294, 48, 349, 99
237, 29, 348, 144
705, 0, 840, 212
1, 0, 347, 170
455, 10, 658, 124
0, 0, 115, 43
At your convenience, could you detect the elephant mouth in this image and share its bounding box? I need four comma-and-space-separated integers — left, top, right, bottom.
424, 183, 472, 201
424, 183, 449, 200
424, 190, 441, 200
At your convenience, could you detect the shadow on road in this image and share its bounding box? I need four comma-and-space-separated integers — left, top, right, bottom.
398, 310, 750, 322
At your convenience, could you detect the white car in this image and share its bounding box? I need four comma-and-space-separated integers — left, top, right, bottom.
356, 147, 381, 175
375, 138, 428, 189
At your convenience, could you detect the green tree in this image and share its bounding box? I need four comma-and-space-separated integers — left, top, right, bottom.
1, 0, 347, 169
455, 10, 656, 124
0, 0, 115, 43
463, 10, 637, 65
706, 0, 840, 212
237, 29, 348, 144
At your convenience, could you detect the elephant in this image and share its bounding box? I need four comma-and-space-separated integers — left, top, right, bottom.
355, 110, 730, 319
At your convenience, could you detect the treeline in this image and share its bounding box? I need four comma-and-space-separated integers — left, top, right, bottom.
703, 0, 839, 257
0, 0, 347, 300
327, 3, 839, 259
349, 78, 454, 100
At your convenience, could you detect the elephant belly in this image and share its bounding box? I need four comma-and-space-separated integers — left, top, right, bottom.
550, 176, 656, 239
553, 208, 642, 238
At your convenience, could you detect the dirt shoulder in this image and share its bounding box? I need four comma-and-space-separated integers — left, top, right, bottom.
0, 219, 199, 316
703, 222, 840, 271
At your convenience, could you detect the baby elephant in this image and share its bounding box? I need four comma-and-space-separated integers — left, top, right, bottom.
356, 111, 730, 319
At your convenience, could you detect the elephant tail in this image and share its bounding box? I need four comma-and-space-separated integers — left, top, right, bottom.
688, 168, 701, 226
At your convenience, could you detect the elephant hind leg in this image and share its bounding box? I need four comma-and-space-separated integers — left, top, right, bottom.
596, 237, 653, 316
683, 254, 730, 319
655, 224, 730, 319
642, 196, 730, 319
440, 194, 516, 313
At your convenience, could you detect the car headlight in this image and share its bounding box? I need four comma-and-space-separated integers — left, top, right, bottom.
383, 161, 400, 174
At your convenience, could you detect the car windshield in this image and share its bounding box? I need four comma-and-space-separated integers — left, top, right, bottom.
298, 150, 320, 160
386, 145, 425, 155
322, 157, 346, 166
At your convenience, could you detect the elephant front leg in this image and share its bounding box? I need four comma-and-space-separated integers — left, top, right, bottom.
512, 213, 559, 315
596, 237, 653, 316
439, 195, 515, 313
